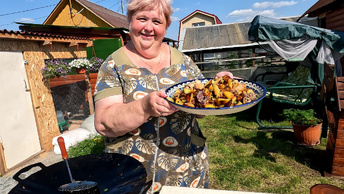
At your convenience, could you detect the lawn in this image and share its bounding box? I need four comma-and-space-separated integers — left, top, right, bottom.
68, 104, 344, 193
199, 106, 344, 194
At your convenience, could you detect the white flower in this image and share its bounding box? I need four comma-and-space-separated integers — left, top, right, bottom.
69, 58, 90, 68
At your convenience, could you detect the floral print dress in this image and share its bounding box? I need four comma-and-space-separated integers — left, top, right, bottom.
94, 46, 209, 193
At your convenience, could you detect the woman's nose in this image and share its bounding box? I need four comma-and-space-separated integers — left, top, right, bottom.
144, 21, 153, 32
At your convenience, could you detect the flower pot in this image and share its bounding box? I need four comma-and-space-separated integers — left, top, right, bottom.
76, 68, 86, 74
292, 123, 322, 146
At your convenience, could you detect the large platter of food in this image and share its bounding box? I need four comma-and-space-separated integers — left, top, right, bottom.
165, 75, 267, 115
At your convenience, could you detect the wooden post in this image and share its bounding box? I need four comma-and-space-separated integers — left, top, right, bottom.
0, 139, 7, 176
85, 74, 94, 115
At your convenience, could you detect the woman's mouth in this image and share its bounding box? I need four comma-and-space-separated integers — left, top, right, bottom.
141, 33, 154, 39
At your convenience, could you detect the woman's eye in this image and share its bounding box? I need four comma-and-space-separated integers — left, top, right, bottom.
154, 20, 162, 24
139, 18, 147, 21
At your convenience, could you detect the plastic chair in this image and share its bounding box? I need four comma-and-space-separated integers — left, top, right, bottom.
56, 110, 69, 132
255, 65, 319, 129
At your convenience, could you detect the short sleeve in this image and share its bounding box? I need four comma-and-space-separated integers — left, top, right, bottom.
183, 54, 204, 80
94, 55, 123, 101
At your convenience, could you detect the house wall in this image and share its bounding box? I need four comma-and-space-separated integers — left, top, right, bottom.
51, 1, 111, 28
179, 13, 216, 42
326, 5, 344, 32
0, 38, 87, 151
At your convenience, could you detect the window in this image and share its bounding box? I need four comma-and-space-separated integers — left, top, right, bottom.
192, 22, 205, 27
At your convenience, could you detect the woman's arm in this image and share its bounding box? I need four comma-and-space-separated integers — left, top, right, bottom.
94, 90, 176, 137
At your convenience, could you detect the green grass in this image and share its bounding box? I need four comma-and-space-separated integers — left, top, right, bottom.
199, 107, 344, 194
68, 107, 344, 193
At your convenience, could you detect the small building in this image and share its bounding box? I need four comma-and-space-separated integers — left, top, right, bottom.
298, 0, 344, 31
298, 0, 344, 178
0, 29, 91, 175
178, 10, 222, 42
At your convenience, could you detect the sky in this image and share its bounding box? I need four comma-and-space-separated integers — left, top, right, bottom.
0, 0, 318, 40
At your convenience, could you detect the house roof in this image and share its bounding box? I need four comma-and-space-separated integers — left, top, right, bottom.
298, 0, 340, 21
179, 22, 256, 53
44, 0, 129, 29
180, 10, 222, 24
179, 16, 313, 53
0, 28, 89, 41
0, 28, 91, 47
18, 22, 126, 39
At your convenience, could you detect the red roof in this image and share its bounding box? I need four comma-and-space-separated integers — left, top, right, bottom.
180, 10, 222, 24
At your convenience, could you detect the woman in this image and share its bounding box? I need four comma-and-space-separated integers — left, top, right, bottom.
94, 0, 233, 192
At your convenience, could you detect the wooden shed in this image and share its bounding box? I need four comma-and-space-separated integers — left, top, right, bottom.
0, 29, 91, 175
299, 0, 344, 32
299, 0, 344, 178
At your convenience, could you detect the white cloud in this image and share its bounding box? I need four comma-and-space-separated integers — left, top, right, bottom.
171, 16, 179, 22
227, 9, 275, 22
174, 8, 181, 12
227, 9, 255, 17
19, 18, 35, 23
227, 9, 275, 18
258, 10, 275, 17
253, 1, 297, 9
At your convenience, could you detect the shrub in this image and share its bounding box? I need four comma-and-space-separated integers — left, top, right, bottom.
68, 135, 105, 158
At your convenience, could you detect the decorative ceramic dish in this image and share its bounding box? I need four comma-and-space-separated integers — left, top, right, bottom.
165, 78, 267, 115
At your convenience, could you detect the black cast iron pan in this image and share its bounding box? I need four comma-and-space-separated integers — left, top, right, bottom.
9, 151, 148, 193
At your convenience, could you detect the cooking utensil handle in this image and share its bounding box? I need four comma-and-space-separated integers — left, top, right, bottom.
12, 162, 46, 182
57, 136, 74, 182
57, 136, 69, 159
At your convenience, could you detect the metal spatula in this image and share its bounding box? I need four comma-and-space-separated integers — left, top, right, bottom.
57, 136, 98, 192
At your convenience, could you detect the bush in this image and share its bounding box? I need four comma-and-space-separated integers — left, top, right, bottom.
68, 135, 105, 158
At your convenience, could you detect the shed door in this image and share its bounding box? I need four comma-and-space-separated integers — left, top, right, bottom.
0, 51, 41, 169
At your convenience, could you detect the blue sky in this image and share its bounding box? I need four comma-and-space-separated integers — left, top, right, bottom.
0, 0, 318, 40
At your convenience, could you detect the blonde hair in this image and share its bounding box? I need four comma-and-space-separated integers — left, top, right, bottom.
127, 0, 173, 28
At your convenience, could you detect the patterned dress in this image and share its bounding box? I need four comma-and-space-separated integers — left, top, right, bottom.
94, 46, 209, 193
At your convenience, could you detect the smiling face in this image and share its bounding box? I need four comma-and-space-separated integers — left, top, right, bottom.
129, 8, 167, 55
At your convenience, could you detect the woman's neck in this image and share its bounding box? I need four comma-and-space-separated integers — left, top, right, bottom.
130, 41, 162, 59
125, 41, 170, 74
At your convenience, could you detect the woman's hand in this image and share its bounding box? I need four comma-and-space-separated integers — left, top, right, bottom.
141, 90, 177, 117
216, 71, 241, 79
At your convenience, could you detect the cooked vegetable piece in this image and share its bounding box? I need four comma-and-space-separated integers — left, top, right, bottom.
169, 76, 259, 109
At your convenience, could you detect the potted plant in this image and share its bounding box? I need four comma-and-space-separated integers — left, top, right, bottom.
87, 57, 104, 73
281, 108, 322, 146
41, 59, 70, 81
69, 58, 90, 74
